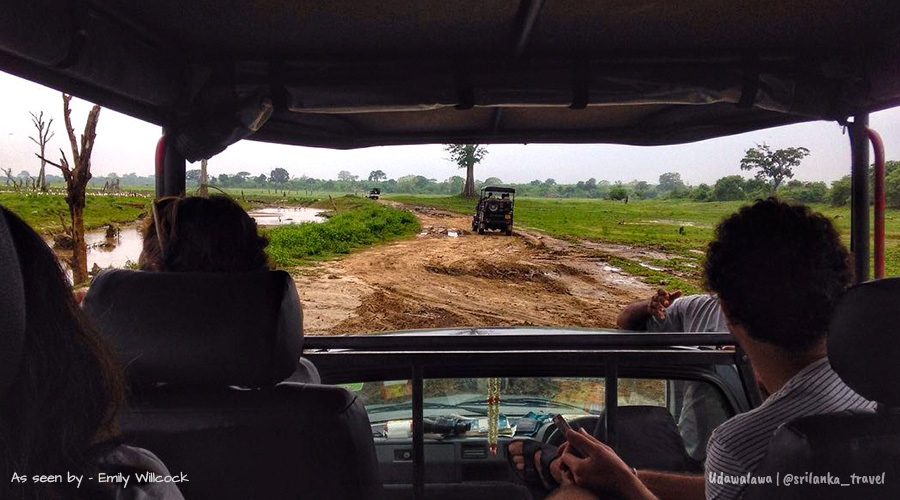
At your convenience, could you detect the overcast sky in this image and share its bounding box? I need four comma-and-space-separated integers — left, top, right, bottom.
2, 70, 899, 185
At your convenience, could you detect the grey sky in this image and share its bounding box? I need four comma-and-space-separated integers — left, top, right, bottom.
2, 70, 899, 185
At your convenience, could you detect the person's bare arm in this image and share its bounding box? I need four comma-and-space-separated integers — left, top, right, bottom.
616, 289, 683, 330
636, 470, 705, 500
616, 299, 653, 330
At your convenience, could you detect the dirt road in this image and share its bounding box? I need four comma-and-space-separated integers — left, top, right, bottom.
293, 202, 654, 335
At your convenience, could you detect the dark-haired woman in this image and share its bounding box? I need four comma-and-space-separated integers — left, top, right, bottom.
0, 206, 184, 500
139, 195, 270, 273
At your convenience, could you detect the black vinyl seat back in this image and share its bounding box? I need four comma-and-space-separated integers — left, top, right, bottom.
745, 278, 900, 500
83, 269, 305, 388
0, 207, 26, 403
552, 406, 695, 473
597, 406, 696, 473
82, 269, 383, 500
119, 384, 382, 500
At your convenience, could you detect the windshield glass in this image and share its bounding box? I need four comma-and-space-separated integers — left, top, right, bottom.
341, 376, 731, 462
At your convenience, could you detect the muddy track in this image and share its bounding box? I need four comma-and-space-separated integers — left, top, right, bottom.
293, 202, 653, 335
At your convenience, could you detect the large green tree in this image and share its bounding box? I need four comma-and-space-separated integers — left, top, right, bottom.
444, 144, 487, 198
269, 167, 290, 185
740, 143, 810, 196
714, 175, 746, 201
658, 172, 685, 194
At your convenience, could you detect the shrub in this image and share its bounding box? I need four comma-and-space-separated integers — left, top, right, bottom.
265, 202, 420, 266
830, 176, 851, 206
714, 176, 746, 201
607, 184, 629, 201
691, 184, 713, 202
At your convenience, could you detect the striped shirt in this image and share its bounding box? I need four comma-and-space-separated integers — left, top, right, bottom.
704, 357, 874, 500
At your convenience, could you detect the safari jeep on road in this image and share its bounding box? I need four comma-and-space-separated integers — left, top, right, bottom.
472, 186, 515, 235
1, 1, 899, 500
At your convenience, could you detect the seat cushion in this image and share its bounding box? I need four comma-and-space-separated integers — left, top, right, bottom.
744, 408, 900, 500
118, 383, 383, 500
0, 208, 25, 401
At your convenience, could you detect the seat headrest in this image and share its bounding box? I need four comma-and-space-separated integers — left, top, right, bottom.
82, 269, 303, 389
0, 208, 26, 401
829, 277, 900, 407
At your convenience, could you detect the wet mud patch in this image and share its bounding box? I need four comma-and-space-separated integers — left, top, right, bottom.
331, 290, 469, 333
424, 260, 575, 294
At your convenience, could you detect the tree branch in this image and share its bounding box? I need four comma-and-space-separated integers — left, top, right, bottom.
62, 93, 80, 167
36, 153, 65, 171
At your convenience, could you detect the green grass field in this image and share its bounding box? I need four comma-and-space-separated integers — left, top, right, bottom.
265, 196, 420, 266
0, 191, 152, 234
388, 195, 900, 290
0, 187, 357, 234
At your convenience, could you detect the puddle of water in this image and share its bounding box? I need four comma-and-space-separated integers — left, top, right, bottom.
51, 225, 144, 283
84, 226, 145, 269
640, 219, 702, 227
602, 265, 623, 273
53, 206, 326, 281
638, 262, 665, 271
248, 207, 326, 225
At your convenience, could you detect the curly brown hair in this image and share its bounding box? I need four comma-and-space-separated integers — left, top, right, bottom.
704, 198, 853, 352
139, 195, 270, 273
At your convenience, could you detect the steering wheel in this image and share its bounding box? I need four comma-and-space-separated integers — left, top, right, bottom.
544, 415, 603, 447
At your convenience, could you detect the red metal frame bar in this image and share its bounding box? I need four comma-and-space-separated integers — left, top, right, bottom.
866, 127, 886, 279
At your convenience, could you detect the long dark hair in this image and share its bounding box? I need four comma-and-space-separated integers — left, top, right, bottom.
139, 195, 270, 272
0, 207, 125, 500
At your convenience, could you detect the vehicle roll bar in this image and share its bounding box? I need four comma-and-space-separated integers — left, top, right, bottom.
303, 331, 736, 351
849, 115, 870, 282
866, 126, 886, 279
155, 129, 186, 198
848, 115, 887, 281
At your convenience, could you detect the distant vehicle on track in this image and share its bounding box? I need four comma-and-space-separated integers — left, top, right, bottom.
472, 186, 514, 236
368, 188, 381, 200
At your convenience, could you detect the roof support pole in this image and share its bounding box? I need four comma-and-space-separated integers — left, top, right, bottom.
154, 128, 186, 199
849, 114, 870, 283
865, 127, 886, 279
411, 365, 425, 500
604, 356, 618, 451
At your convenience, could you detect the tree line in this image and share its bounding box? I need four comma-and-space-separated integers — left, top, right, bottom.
156, 166, 893, 206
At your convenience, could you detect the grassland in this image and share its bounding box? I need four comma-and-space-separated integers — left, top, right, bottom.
0, 187, 358, 234
388, 195, 900, 290
265, 197, 420, 266
0, 191, 152, 234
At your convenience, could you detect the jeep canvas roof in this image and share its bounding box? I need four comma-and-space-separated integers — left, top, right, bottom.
2, 1, 899, 161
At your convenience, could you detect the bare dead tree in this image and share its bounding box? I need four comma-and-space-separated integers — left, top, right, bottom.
29, 111, 55, 192
39, 94, 101, 284
2, 167, 22, 190
199, 158, 209, 197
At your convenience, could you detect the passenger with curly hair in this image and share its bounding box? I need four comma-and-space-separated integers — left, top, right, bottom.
543, 199, 874, 500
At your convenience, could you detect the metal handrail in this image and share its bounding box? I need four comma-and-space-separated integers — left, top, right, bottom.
304, 331, 735, 352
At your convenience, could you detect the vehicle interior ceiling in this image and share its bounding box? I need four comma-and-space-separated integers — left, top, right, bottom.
2, 1, 900, 500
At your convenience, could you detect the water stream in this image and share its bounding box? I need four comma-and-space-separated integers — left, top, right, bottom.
52, 206, 326, 279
